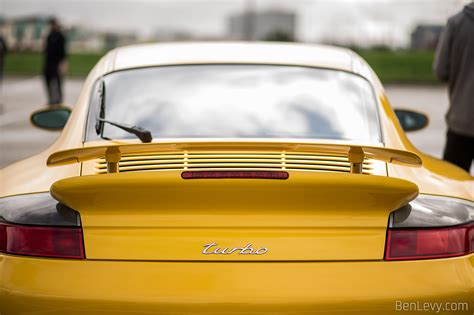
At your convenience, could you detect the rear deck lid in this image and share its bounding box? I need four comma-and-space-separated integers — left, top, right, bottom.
51, 171, 418, 261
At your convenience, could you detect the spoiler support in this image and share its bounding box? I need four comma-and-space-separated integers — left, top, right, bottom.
348, 147, 365, 174
105, 147, 122, 173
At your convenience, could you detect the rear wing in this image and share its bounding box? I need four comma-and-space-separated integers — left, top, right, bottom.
47, 141, 422, 174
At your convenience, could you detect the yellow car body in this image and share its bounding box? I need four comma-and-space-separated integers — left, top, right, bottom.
0, 42, 473, 314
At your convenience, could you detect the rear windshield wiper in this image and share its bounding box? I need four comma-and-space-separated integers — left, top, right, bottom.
94, 80, 153, 143
97, 118, 153, 143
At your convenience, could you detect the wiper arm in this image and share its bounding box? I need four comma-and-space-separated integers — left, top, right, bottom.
94, 81, 152, 143
97, 118, 153, 143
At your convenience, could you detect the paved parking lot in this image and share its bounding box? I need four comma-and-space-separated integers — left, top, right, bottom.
0, 77, 81, 168
0, 77, 471, 175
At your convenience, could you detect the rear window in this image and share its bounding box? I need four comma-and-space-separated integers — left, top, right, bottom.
86, 64, 380, 142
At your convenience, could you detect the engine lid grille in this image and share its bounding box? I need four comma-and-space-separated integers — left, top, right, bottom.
93, 151, 378, 174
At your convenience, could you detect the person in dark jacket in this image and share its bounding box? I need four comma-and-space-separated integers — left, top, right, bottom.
433, 3, 474, 172
0, 35, 7, 88
43, 18, 67, 105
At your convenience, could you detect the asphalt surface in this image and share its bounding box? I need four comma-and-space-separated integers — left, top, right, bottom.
0, 77, 471, 175
0, 76, 79, 168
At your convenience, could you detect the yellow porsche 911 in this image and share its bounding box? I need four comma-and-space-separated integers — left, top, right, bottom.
1, 43, 473, 314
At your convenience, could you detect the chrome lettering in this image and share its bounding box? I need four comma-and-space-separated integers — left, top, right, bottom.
202, 243, 268, 255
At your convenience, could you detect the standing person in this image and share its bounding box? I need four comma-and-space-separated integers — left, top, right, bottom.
43, 18, 67, 105
433, 3, 474, 172
0, 35, 7, 88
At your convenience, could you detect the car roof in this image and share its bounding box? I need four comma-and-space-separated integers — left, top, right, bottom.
108, 42, 359, 74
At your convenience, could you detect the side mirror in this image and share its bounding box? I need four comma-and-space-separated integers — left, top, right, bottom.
394, 109, 429, 132
30, 107, 72, 130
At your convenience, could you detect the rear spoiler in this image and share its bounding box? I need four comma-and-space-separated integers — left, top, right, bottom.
47, 141, 422, 174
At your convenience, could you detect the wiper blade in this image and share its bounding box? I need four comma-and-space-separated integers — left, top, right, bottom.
97, 118, 153, 143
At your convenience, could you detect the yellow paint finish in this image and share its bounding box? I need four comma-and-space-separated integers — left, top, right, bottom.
51, 171, 418, 261
83, 227, 386, 261
376, 95, 473, 199
1, 254, 472, 315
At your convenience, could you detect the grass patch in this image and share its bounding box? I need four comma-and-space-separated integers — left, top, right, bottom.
4, 52, 104, 77
4, 50, 438, 84
357, 50, 437, 84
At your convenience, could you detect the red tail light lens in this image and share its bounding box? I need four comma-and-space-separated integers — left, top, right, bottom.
385, 223, 473, 261
0, 222, 84, 259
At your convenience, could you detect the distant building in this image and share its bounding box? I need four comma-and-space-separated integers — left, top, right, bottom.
0, 16, 6, 36
67, 27, 106, 52
0, 15, 51, 51
411, 25, 444, 50
0, 15, 139, 53
69, 28, 137, 52
153, 29, 195, 42
228, 10, 296, 41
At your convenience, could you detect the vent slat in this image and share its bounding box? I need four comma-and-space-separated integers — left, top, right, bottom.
97, 158, 370, 167
106, 163, 358, 169
110, 153, 352, 162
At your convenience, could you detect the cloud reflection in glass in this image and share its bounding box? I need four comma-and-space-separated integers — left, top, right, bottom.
88, 65, 380, 143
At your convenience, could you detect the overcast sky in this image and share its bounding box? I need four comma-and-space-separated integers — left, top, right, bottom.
0, 0, 470, 47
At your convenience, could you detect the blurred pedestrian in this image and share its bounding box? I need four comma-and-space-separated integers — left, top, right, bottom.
0, 34, 7, 88
433, 2, 474, 172
43, 18, 67, 105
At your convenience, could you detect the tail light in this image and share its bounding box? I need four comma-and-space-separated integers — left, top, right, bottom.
0, 193, 84, 259
385, 195, 473, 261
385, 223, 473, 260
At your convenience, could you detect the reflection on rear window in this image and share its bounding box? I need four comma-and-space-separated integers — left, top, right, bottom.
86, 65, 380, 142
